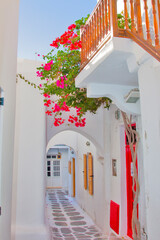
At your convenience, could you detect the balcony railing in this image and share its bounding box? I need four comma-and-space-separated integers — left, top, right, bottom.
80, 0, 160, 70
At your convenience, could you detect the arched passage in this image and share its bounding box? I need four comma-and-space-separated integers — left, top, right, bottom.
46, 130, 98, 197
45, 129, 107, 231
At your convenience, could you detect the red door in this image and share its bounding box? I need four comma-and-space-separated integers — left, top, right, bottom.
125, 124, 138, 239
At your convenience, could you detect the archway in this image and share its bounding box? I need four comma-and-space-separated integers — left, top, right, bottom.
45, 129, 107, 231
46, 130, 98, 198
46, 144, 76, 198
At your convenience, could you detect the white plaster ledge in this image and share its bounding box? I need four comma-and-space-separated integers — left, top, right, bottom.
87, 83, 140, 115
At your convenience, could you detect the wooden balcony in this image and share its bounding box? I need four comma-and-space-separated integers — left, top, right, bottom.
80, 0, 160, 70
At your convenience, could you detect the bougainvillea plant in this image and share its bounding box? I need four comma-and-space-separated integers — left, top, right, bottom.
17, 16, 111, 127
34, 16, 111, 127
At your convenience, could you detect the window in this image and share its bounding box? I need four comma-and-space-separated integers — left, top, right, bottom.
47, 155, 51, 159
52, 155, 56, 159
53, 160, 60, 176
47, 161, 51, 177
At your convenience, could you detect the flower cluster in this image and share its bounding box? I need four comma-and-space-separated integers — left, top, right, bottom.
45, 110, 52, 116
44, 60, 53, 71
43, 93, 50, 98
54, 118, 65, 126
50, 24, 81, 50
56, 76, 67, 89
68, 115, 86, 127
36, 71, 43, 77
44, 99, 51, 107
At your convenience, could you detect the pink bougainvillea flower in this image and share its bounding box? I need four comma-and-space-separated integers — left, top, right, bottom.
36, 71, 43, 77
38, 54, 40, 56
54, 117, 65, 126
67, 114, 86, 127
44, 64, 51, 71
52, 103, 61, 113
43, 93, 50, 98
56, 76, 67, 89
39, 84, 42, 88
50, 39, 59, 48
61, 102, 70, 112
68, 24, 76, 30
44, 60, 53, 71
75, 122, 80, 127
70, 41, 82, 51
44, 99, 51, 107
73, 33, 78, 38
68, 115, 74, 123
45, 110, 52, 116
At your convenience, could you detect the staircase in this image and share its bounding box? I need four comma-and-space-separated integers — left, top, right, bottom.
80, 0, 160, 70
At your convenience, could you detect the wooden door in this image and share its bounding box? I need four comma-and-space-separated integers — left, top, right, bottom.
72, 158, 75, 197
88, 153, 93, 195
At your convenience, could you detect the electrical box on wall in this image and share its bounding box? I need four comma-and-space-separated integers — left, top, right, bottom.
0, 98, 4, 106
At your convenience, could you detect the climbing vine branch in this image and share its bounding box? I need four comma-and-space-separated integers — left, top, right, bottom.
121, 111, 141, 240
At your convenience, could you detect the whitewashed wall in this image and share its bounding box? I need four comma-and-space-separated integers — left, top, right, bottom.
0, 1, 19, 240
12, 59, 49, 240
139, 59, 160, 240
76, 133, 107, 231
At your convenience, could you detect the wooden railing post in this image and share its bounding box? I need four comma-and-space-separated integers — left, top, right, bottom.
143, 0, 151, 43
158, 0, 160, 33
130, 0, 136, 32
134, 0, 143, 38
151, 0, 160, 46
102, 0, 105, 38
110, 0, 118, 36
80, 26, 84, 66
124, 0, 129, 29
104, 0, 109, 34
108, 0, 111, 31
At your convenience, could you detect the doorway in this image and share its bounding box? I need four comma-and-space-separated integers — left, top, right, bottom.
46, 157, 61, 188
72, 157, 75, 197
125, 124, 138, 239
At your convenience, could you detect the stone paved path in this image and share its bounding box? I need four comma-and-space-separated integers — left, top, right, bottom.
46, 189, 110, 240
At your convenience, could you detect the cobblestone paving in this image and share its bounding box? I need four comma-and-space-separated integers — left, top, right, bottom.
46, 189, 110, 240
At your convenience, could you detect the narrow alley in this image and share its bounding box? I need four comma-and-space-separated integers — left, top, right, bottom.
46, 189, 117, 240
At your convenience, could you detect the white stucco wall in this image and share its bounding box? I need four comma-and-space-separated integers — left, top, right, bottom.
76, 133, 107, 231
139, 59, 160, 240
12, 59, 49, 240
0, 1, 19, 240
